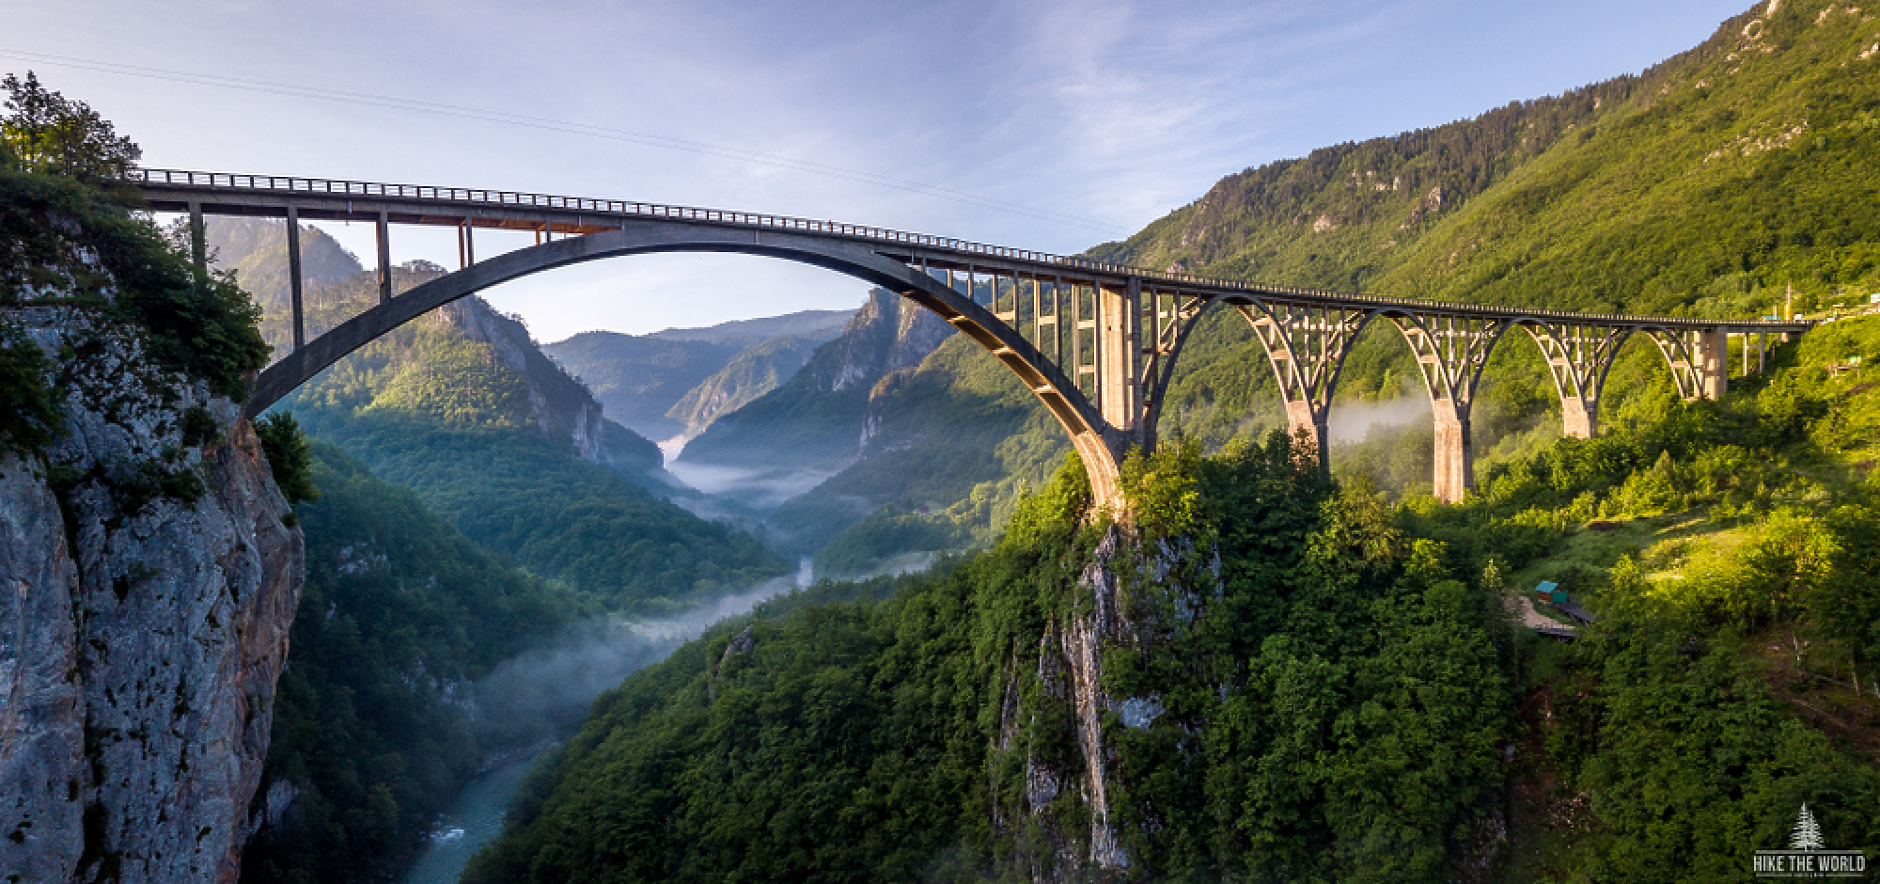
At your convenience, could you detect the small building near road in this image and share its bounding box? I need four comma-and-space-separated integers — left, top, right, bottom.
1535, 580, 1566, 605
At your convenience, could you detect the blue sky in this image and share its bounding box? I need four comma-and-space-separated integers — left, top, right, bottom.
6, 0, 1756, 341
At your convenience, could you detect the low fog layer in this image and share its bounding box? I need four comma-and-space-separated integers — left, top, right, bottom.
1326, 396, 1431, 444
472, 563, 810, 748
663, 459, 841, 510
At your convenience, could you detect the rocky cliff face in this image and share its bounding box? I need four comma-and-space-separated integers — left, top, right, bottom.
812, 288, 952, 395
993, 528, 1130, 880
1, 299, 303, 883
992, 528, 1201, 882
432, 297, 646, 466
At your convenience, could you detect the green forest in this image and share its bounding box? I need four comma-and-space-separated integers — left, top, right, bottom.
464, 314, 1880, 883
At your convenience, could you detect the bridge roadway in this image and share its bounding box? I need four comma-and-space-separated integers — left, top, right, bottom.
130, 168, 1812, 507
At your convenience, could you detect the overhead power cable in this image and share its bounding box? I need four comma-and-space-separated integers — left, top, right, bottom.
0, 47, 1124, 238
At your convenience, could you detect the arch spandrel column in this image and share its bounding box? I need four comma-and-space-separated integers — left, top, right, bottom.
1235, 300, 1372, 471
1138, 287, 1212, 452
1520, 321, 1630, 439
1639, 327, 1728, 402
1388, 312, 1506, 503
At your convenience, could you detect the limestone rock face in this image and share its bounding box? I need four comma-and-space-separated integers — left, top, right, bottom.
0, 303, 304, 883
992, 528, 1135, 882
813, 288, 952, 395
993, 528, 1205, 882
0, 456, 84, 884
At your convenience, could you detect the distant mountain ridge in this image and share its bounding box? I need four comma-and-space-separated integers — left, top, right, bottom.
545, 333, 740, 442
546, 309, 853, 443
649, 309, 852, 347
678, 289, 952, 480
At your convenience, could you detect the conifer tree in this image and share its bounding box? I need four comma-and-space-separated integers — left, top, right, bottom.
1789, 804, 1826, 851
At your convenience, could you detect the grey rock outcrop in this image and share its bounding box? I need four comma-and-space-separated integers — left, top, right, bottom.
992, 528, 1207, 882
1, 280, 303, 881
816, 288, 952, 395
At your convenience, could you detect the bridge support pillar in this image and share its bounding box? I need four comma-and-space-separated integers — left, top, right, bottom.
286, 205, 305, 350
187, 201, 206, 281
1239, 301, 1370, 476
376, 211, 392, 305
1097, 279, 1144, 453
1561, 397, 1597, 439
1393, 313, 1502, 504
1432, 401, 1473, 504
1524, 322, 1625, 440
1696, 328, 1728, 399
1283, 399, 1330, 471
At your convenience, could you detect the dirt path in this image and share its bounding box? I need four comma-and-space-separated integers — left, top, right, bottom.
1506, 593, 1574, 631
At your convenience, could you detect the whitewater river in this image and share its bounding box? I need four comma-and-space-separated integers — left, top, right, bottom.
395, 558, 814, 884
397, 756, 534, 884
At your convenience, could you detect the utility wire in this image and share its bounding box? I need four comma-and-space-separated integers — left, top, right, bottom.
0, 48, 1125, 238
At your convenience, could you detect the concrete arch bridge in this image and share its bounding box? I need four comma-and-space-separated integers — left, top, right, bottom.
133, 169, 1810, 507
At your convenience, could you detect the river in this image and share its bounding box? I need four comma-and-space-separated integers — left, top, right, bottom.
396, 756, 534, 884
394, 557, 815, 884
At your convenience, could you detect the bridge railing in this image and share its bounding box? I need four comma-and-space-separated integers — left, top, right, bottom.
129, 169, 1809, 331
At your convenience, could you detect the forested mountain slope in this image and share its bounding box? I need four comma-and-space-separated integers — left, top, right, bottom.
204, 218, 358, 315
1114, 0, 1880, 452
677, 288, 952, 509
662, 331, 835, 441
279, 287, 787, 608
745, 0, 1880, 574
1092, 1, 1880, 313
544, 332, 735, 442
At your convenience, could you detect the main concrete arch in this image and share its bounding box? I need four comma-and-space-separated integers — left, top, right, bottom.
247, 221, 1128, 505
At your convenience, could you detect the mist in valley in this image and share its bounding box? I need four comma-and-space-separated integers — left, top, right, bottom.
471, 562, 812, 749
1325, 396, 1433, 444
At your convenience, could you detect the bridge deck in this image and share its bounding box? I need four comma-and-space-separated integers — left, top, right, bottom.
129, 169, 1812, 334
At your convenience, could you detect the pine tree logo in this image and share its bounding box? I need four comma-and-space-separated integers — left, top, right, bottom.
1754, 803, 1867, 878
1791, 804, 1827, 851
